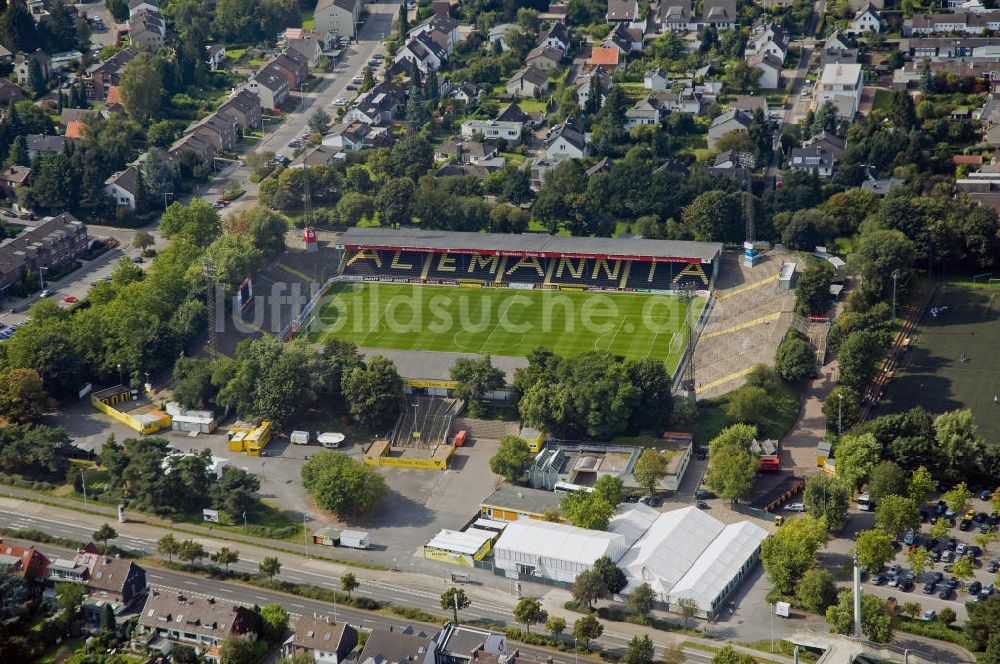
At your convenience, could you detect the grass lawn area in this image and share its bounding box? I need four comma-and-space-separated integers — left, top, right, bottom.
741, 641, 819, 663
614, 221, 631, 237
38, 637, 88, 664
500, 151, 525, 164
227, 47, 248, 60
871, 89, 892, 113
301, 9, 315, 28
831, 236, 853, 255
311, 282, 703, 369
518, 99, 548, 113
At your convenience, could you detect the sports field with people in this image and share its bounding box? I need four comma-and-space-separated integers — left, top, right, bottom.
881, 285, 1000, 443
309, 282, 704, 372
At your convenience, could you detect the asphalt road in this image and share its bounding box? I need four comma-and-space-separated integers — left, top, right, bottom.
0, 511, 720, 662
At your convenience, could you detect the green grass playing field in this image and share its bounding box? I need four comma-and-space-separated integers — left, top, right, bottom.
310, 282, 703, 372
882, 285, 1000, 444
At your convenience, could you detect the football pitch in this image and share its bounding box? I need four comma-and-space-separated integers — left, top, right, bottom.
309, 282, 703, 372
881, 285, 1000, 444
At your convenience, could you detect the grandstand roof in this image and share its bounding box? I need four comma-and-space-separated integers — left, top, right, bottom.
338, 228, 722, 263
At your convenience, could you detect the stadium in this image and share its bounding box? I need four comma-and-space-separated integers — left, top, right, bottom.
304, 228, 723, 378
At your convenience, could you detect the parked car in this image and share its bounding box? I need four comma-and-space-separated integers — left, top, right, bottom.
898, 579, 914, 592
785, 503, 806, 512
887, 564, 902, 577
903, 530, 918, 545
695, 490, 716, 500
62, 295, 78, 303
956, 542, 968, 555
938, 587, 953, 600
333, 97, 349, 106
922, 609, 937, 621
39, 289, 52, 297
945, 538, 957, 551
922, 582, 936, 594
872, 574, 888, 586
132, 256, 144, 263
969, 581, 983, 595
946, 577, 959, 589
696, 501, 710, 510
987, 559, 999, 573
930, 571, 944, 584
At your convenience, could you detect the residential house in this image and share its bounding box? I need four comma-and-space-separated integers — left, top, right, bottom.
644, 68, 671, 91
315, 0, 361, 38
545, 117, 588, 159
603, 22, 643, 54
271, 49, 310, 90
169, 132, 217, 167
137, 590, 261, 662
789, 147, 837, 176
0, 45, 11, 63
902, 37, 1000, 59
449, 82, 481, 104
606, 0, 640, 22
323, 122, 371, 151
283, 618, 358, 664
707, 109, 752, 148
730, 95, 767, 115
250, 64, 290, 110
525, 45, 564, 71
189, 113, 238, 152
588, 45, 621, 69
285, 27, 336, 51
0, 77, 24, 104
700, 0, 738, 29
654, 87, 703, 114
205, 45, 227, 69
394, 33, 448, 73
506, 65, 550, 97
408, 15, 461, 52
217, 89, 262, 130
655, 0, 694, 32
813, 63, 864, 118
586, 157, 613, 176
461, 103, 530, 144
104, 167, 141, 210
745, 21, 787, 61
289, 145, 341, 168
0, 214, 88, 299
706, 161, 749, 188
904, 12, 1000, 36
712, 150, 754, 169
84, 48, 138, 100
821, 31, 858, 65
576, 66, 612, 108
749, 52, 783, 89
849, 3, 882, 35
48, 50, 85, 74
128, 7, 167, 49
128, 0, 159, 13
0, 542, 49, 582
625, 96, 662, 128
0, 165, 30, 197
357, 628, 436, 664
81, 555, 148, 618
539, 22, 570, 51
488, 23, 517, 51
286, 31, 325, 66
14, 49, 51, 85
345, 81, 406, 125
803, 131, 846, 160
437, 140, 498, 165
26, 134, 72, 159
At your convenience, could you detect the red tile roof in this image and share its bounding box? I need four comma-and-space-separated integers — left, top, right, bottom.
589, 46, 620, 67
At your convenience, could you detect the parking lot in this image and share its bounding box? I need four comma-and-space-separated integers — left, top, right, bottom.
823, 491, 999, 622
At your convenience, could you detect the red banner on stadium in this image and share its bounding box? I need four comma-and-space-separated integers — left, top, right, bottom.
339, 244, 706, 264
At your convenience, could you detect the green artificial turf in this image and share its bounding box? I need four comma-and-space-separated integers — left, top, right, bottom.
311, 282, 703, 371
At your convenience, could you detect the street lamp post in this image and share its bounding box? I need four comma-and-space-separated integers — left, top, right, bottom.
891, 272, 899, 321
80, 467, 96, 509
303, 512, 309, 559
163, 191, 173, 209
117, 363, 124, 387
838, 392, 843, 442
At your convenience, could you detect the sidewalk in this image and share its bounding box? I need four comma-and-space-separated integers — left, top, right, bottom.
536, 588, 795, 664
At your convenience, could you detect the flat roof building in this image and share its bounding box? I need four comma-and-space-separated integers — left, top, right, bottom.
480, 484, 562, 522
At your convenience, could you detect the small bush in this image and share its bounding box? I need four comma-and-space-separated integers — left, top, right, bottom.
896, 619, 979, 652
563, 599, 592, 613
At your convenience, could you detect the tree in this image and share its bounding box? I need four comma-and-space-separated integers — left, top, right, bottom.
260, 603, 290, 644
822, 386, 861, 434
837, 331, 889, 392
513, 597, 548, 633
852, 529, 896, 571
705, 444, 758, 503
592, 556, 627, 595
795, 259, 834, 317
593, 476, 624, 508
159, 200, 221, 247
178, 540, 207, 566
100, 601, 116, 633
935, 411, 985, 484
572, 614, 604, 649
440, 587, 471, 623
561, 490, 615, 530
27, 58, 46, 97
259, 556, 281, 580
906, 546, 932, 578
833, 432, 881, 489
213, 467, 261, 520
572, 569, 608, 609
711, 646, 759, 664
132, 230, 155, 252
723, 60, 762, 93
374, 176, 414, 227
942, 482, 973, 516
211, 547, 240, 573
93, 523, 118, 553
803, 474, 851, 529
336, 192, 374, 226
867, 461, 908, 504
890, 89, 917, 130
848, 229, 915, 302
158, 533, 180, 562
341, 572, 359, 597
341, 356, 404, 432
760, 515, 828, 595
795, 568, 837, 613
632, 448, 670, 496
708, 424, 758, 455
451, 355, 505, 417
105, 0, 129, 22
625, 635, 655, 664
677, 597, 698, 630
0, 367, 53, 423
965, 595, 1000, 650
826, 591, 892, 643
397, 1, 409, 35
119, 54, 164, 122
775, 333, 815, 383
626, 582, 655, 617
950, 556, 975, 583
875, 495, 920, 537
54, 580, 86, 617
308, 107, 331, 134
545, 616, 567, 638
937, 607, 956, 626
220, 636, 261, 664
907, 466, 936, 507
680, 190, 743, 243
975, 530, 998, 556
489, 436, 533, 482
301, 451, 387, 516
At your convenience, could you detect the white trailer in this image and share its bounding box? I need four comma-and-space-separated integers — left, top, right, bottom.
339, 530, 370, 549
318, 432, 345, 448
290, 431, 310, 445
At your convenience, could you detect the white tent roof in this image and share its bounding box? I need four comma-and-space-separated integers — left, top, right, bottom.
668, 520, 769, 611
618, 506, 725, 592
608, 503, 658, 544
426, 529, 494, 555
494, 519, 627, 565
